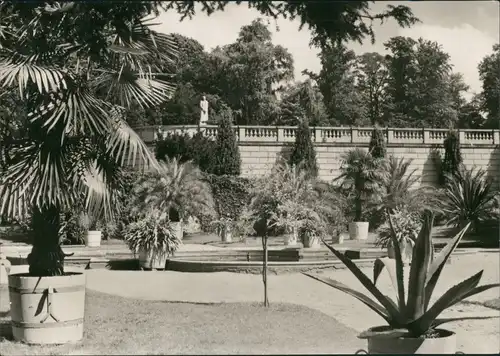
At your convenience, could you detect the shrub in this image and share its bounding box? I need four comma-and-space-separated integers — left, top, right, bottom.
440, 129, 462, 186
203, 174, 252, 224
368, 126, 386, 160
210, 116, 241, 176
124, 216, 180, 258
441, 167, 497, 233
59, 210, 86, 245
289, 119, 318, 178
376, 207, 421, 248
155, 132, 215, 172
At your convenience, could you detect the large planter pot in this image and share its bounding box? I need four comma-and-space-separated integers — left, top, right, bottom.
366, 326, 456, 354
284, 228, 298, 246
171, 221, 183, 241
387, 241, 413, 264
349, 222, 369, 241
138, 248, 168, 270
85, 230, 101, 247
221, 226, 232, 243
8, 269, 86, 345
302, 233, 321, 248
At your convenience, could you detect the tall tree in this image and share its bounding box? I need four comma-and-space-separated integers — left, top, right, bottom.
356, 52, 388, 125
383, 37, 458, 128
220, 19, 294, 125
306, 44, 368, 126
478, 44, 500, 129
278, 80, 327, 126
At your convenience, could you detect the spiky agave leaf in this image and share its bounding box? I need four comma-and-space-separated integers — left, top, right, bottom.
408, 271, 499, 335
387, 211, 407, 313
306, 239, 407, 327
304, 273, 393, 324
423, 222, 471, 310
405, 211, 434, 321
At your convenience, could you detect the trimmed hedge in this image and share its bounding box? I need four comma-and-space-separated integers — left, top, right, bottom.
203, 173, 252, 224
155, 132, 216, 172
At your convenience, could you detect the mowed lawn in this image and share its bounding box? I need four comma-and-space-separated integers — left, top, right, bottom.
0, 286, 364, 355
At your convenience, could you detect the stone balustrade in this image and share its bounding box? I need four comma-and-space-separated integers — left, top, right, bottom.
135, 125, 500, 146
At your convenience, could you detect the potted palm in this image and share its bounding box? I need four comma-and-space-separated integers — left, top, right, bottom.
124, 214, 180, 270
334, 148, 381, 240
131, 158, 215, 242
211, 215, 235, 243
376, 207, 421, 264
304, 212, 500, 354
299, 211, 324, 248
80, 213, 103, 247
0, 2, 178, 345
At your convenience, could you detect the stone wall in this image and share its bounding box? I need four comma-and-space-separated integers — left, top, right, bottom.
135, 125, 500, 187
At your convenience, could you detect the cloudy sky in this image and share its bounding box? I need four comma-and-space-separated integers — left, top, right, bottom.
155, 1, 499, 97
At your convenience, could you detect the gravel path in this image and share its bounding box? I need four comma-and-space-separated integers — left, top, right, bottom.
82, 252, 500, 354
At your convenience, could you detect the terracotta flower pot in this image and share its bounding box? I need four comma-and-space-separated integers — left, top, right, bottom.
221, 226, 232, 243
284, 228, 298, 246
85, 230, 101, 247
349, 222, 369, 241
302, 233, 321, 248
138, 248, 168, 270
170, 221, 183, 241
387, 240, 414, 265
365, 326, 456, 354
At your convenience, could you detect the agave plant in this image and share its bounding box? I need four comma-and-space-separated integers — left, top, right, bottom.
0, 2, 178, 276
441, 167, 498, 232
304, 212, 499, 338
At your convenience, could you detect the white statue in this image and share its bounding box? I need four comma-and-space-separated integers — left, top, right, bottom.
199, 95, 209, 125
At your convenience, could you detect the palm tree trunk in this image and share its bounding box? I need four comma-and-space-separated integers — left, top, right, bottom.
27, 205, 67, 276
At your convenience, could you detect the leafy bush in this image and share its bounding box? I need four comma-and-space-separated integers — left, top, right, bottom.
289, 119, 318, 178
441, 167, 497, 232
243, 162, 341, 239
368, 126, 386, 160
124, 216, 180, 258
210, 116, 241, 176
155, 132, 216, 172
440, 130, 462, 186
376, 207, 421, 248
59, 210, 86, 245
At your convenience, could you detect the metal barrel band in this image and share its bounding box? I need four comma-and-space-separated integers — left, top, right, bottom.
355, 349, 368, 354
9, 285, 84, 294
11, 318, 83, 329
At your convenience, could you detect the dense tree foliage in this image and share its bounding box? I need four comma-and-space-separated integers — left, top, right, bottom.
478, 44, 500, 129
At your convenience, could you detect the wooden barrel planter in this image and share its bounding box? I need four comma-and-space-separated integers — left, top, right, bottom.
8, 269, 86, 344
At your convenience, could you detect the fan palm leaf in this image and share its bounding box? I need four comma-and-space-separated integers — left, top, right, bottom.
0, 2, 178, 236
